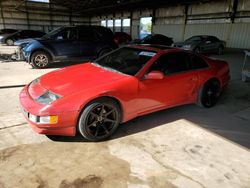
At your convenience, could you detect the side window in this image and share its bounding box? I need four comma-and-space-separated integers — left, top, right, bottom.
78, 28, 95, 40
190, 54, 209, 69
56, 28, 77, 40
149, 52, 191, 75
210, 36, 219, 42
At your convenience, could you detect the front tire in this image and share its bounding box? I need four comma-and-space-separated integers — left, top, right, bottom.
78, 98, 121, 141
198, 80, 221, 108
31, 51, 51, 69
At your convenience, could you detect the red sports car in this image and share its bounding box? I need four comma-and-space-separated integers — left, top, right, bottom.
19, 45, 230, 141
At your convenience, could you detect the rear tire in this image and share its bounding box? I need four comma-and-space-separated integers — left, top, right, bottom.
31, 51, 51, 69
78, 98, 121, 141
218, 46, 223, 55
6, 39, 14, 46
197, 80, 221, 108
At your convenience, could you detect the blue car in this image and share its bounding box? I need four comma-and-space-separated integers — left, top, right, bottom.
22, 25, 118, 68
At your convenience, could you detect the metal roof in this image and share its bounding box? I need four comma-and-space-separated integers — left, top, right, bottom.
50, 0, 215, 15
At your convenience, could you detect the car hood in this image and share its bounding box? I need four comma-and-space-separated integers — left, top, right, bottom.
39, 63, 128, 97
14, 38, 39, 46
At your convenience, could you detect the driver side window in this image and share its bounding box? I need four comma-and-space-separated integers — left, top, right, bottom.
56, 28, 77, 40
149, 52, 191, 75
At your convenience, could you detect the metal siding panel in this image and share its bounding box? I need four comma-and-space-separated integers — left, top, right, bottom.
153, 24, 184, 42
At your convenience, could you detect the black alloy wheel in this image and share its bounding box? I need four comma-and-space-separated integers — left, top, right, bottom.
78, 98, 121, 141
198, 80, 221, 108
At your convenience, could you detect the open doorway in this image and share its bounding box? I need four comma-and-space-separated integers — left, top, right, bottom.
139, 17, 152, 39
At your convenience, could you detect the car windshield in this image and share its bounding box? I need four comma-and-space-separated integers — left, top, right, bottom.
41, 27, 64, 39
185, 36, 203, 42
94, 47, 156, 76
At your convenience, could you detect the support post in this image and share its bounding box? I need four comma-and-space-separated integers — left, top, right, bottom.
25, 1, 30, 30
182, 4, 188, 41
0, 1, 6, 29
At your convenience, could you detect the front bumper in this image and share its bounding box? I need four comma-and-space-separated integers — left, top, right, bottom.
22, 50, 31, 62
19, 86, 78, 136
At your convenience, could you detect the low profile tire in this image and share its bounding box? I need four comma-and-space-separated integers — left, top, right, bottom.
98, 48, 112, 58
78, 98, 121, 141
6, 39, 14, 46
31, 51, 51, 69
198, 80, 221, 108
218, 46, 223, 55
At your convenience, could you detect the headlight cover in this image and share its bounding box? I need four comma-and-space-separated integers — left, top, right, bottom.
35, 91, 61, 105
30, 77, 40, 87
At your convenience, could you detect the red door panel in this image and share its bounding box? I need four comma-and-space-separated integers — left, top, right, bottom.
137, 71, 198, 114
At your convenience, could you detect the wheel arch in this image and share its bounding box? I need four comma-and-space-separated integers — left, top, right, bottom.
77, 96, 124, 125
202, 77, 221, 89
29, 48, 53, 63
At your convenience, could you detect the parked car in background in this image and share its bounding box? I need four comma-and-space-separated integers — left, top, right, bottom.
20, 45, 230, 141
131, 34, 173, 46
0, 30, 45, 46
22, 25, 118, 68
0, 29, 18, 44
114, 32, 132, 45
0, 28, 18, 35
174, 35, 226, 55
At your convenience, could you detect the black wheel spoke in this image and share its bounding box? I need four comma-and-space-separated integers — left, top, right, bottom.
87, 121, 97, 128
101, 124, 109, 134
94, 126, 100, 136
90, 112, 99, 118
105, 109, 114, 117
104, 118, 116, 123
100, 105, 105, 116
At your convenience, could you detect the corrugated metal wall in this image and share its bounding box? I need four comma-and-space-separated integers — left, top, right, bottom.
93, 0, 250, 49
1, 0, 250, 49
0, 0, 88, 33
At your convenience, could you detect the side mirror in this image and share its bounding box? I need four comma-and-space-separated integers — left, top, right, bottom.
145, 71, 164, 80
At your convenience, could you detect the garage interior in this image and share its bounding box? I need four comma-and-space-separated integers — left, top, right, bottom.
0, 0, 250, 188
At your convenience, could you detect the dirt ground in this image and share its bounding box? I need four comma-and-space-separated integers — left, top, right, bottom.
0, 46, 250, 188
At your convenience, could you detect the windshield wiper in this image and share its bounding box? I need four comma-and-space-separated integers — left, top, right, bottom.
91, 63, 125, 75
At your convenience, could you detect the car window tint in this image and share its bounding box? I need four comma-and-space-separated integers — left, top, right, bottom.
190, 54, 209, 69
211, 36, 219, 42
149, 52, 191, 75
78, 27, 95, 40
56, 28, 77, 40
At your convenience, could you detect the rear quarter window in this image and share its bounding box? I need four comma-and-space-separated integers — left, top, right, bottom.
190, 54, 209, 69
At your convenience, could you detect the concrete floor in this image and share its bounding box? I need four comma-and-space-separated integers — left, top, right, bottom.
0, 46, 250, 188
